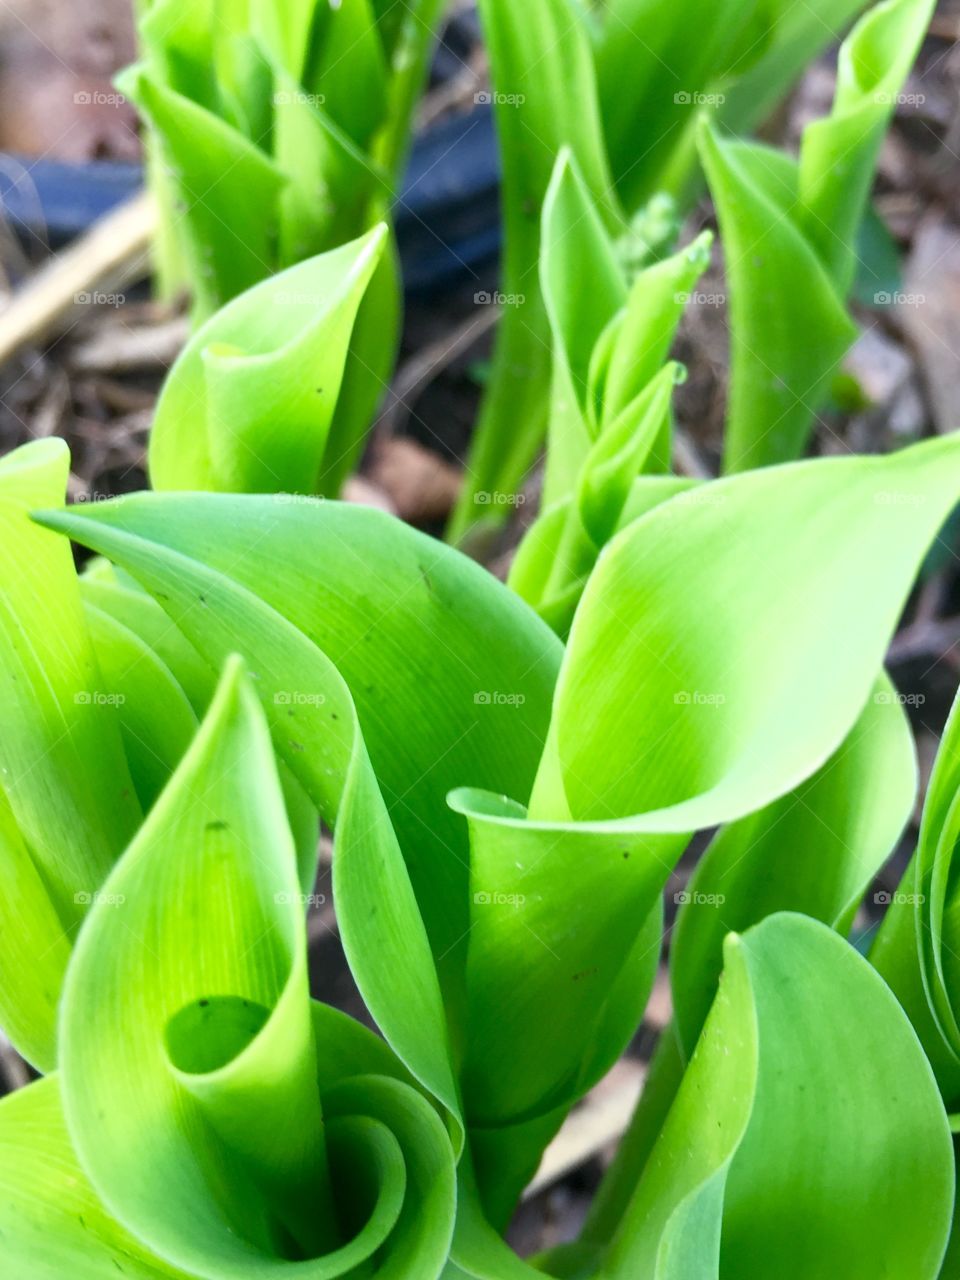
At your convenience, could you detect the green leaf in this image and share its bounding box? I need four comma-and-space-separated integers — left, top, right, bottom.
0, 441, 141, 917
442, 436, 960, 1199
79, 562, 320, 895
79, 563, 215, 713
135, 0, 220, 113
0, 788, 71, 1072
442, 436, 960, 1187
540, 149, 712, 510
59, 657, 456, 1276
595, 0, 763, 209
0, 441, 140, 1065
704, 0, 933, 471
250, 0, 315, 81
272, 68, 387, 262
80, 601, 198, 811
370, 0, 448, 183
596, 232, 712, 441
148, 226, 387, 494
536, 436, 960, 830
448, 0, 620, 541
508, 152, 710, 637
698, 124, 858, 471
540, 149, 627, 506
670, 671, 917, 1056
718, 0, 873, 137
851, 202, 903, 309
872, 682, 960, 1107
36, 494, 563, 1135
449, 781, 669, 1129
601, 914, 954, 1279
0, 1076, 192, 1278
508, 470, 694, 640
303, 0, 389, 151
797, 0, 935, 294
316, 240, 402, 498
119, 65, 288, 321
578, 364, 681, 544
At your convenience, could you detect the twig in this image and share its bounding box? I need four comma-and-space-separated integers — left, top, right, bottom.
523, 1061, 646, 1199
888, 615, 960, 664
417, 49, 487, 130
69, 315, 188, 375
375, 305, 499, 441
0, 189, 156, 368
0, 1035, 29, 1092
672, 425, 713, 479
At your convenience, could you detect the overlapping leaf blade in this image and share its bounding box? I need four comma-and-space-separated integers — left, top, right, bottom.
510, 152, 710, 635
601, 914, 953, 1279
58, 658, 456, 1277
35, 436, 960, 1263
703, 0, 934, 470
0, 441, 141, 1067
37, 493, 563, 1131
871, 682, 960, 1107
699, 125, 857, 472
0, 1076, 192, 1279
536, 436, 960, 828
594, 0, 763, 209
798, 0, 937, 292
448, 0, 620, 540
670, 672, 917, 1054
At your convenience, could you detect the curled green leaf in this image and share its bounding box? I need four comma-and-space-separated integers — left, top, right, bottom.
148, 228, 388, 495
59, 657, 456, 1277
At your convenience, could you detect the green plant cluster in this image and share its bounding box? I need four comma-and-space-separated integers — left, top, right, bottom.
0, 0, 956, 1276
128, 0, 444, 495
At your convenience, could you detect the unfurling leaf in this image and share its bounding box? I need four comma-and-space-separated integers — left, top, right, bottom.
55, 657, 456, 1277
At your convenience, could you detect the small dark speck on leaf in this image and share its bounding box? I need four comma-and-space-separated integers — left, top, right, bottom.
205, 820, 228, 832
199, 999, 209, 1007
289, 740, 305, 751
